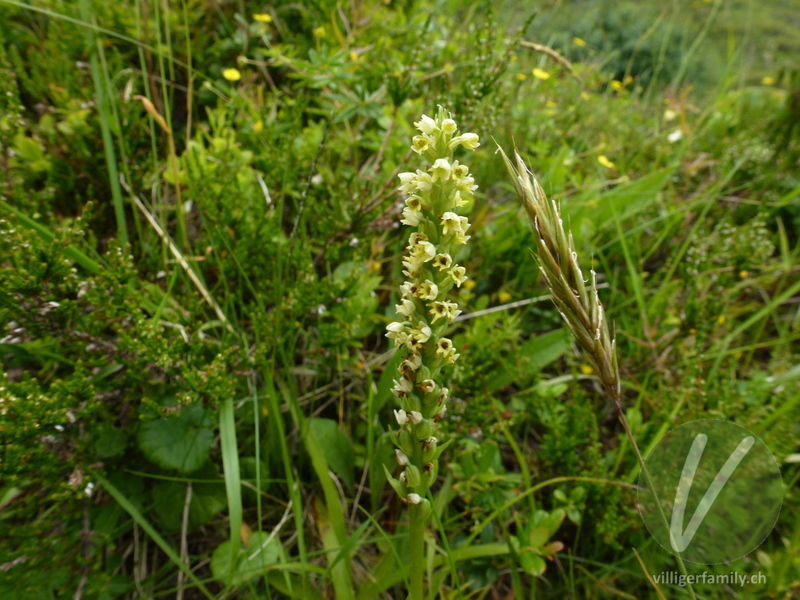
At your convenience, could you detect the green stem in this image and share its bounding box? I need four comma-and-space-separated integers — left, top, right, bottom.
616, 406, 697, 600
408, 506, 426, 600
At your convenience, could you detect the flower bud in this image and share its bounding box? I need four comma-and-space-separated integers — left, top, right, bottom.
416, 365, 432, 381
396, 449, 410, 466
418, 379, 436, 394
430, 158, 452, 182
415, 419, 433, 441
405, 465, 421, 487
423, 462, 437, 486
394, 409, 408, 426
417, 498, 432, 521
421, 437, 438, 462
399, 429, 414, 455
448, 132, 480, 150
423, 388, 441, 406
414, 114, 437, 135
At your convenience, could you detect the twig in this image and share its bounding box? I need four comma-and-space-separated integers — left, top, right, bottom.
176, 482, 193, 600
121, 175, 233, 331
73, 501, 92, 600
519, 40, 581, 81
455, 284, 609, 322
247, 501, 293, 561
632, 547, 668, 600
285, 122, 329, 272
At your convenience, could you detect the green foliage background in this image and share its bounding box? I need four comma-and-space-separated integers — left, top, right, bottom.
1, 0, 799, 598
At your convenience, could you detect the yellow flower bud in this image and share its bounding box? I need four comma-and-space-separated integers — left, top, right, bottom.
222, 68, 242, 82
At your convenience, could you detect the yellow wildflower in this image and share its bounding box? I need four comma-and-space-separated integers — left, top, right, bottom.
222, 68, 242, 82
498, 291, 511, 303
580, 364, 594, 375
350, 50, 359, 62
597, 155, 615, 169
717, 315, 726, 325
532, 68, 550, 80
253, 13, 272, 23
610, 80, 623, 91
739, 270, 749, 279
313, 26, 326, 38
762, 77, 775, 85
253, 120, 263, 133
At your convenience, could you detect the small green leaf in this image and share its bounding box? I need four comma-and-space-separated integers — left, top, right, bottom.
12, 133, 51, 172
519, 550, 546, 576
431, 438, 453, 462
519, 329, 570, 371
547, 508, 566, 532
529, 527, 550, 549
382, 464, 406, 498
137, 404, 214, 473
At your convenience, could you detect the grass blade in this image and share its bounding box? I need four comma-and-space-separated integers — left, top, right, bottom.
219, 396, 243, 587
77, 0, 128, 245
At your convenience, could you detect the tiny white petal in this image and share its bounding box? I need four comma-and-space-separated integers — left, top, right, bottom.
414, 115, 438, 135
396, 450, 410, 466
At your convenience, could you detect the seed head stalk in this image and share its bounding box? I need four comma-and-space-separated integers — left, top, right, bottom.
498, 147, 697, 600
385, 108, 479, 600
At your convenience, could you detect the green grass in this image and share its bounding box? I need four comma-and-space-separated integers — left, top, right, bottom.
0, 0, 798, 598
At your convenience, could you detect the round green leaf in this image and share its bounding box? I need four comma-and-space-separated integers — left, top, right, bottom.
137, 404, 214, 473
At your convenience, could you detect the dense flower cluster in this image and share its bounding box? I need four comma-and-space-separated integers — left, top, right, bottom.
384, 108, 479, 517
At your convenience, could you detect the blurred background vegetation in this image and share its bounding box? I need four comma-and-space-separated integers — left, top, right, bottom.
1, 0, 799, 598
